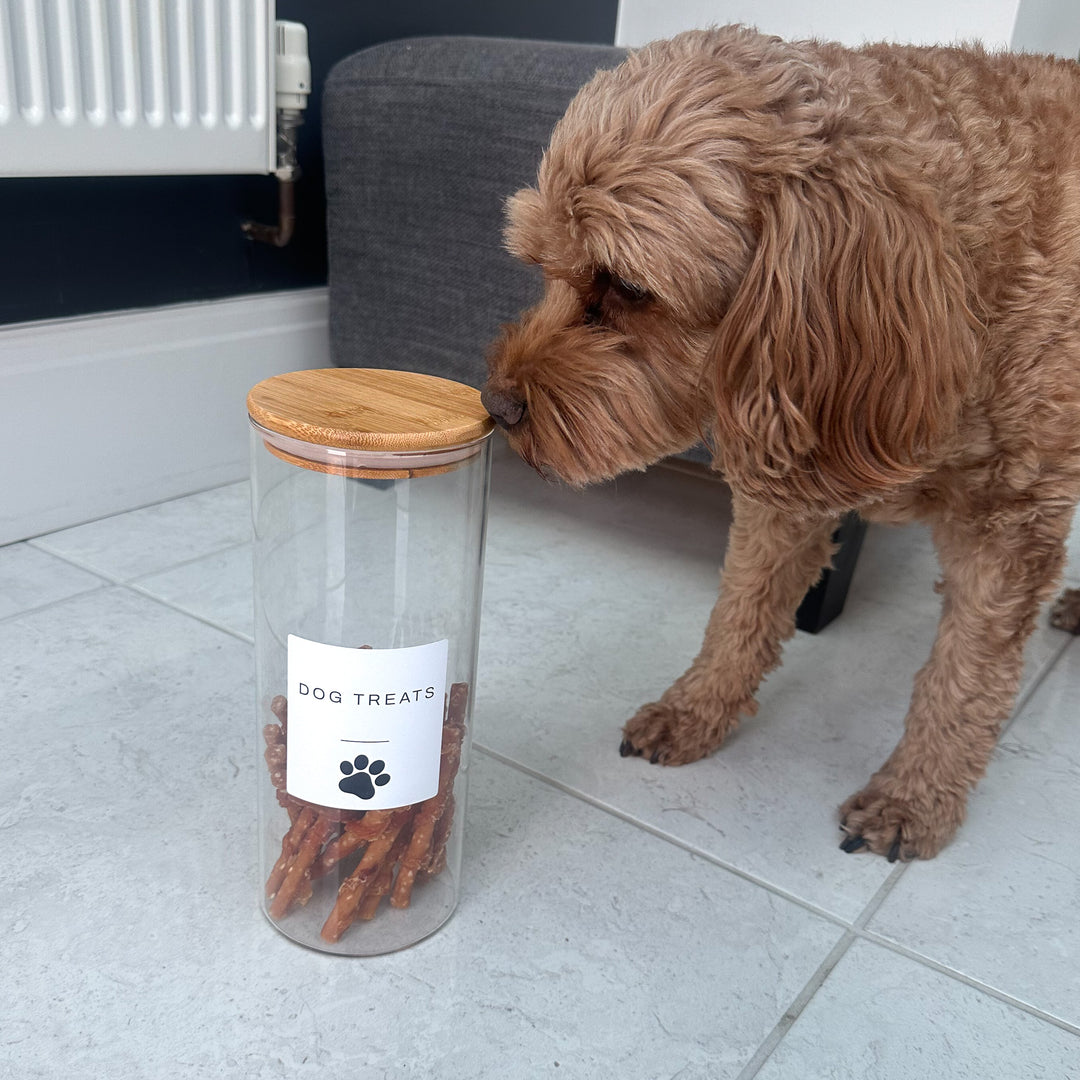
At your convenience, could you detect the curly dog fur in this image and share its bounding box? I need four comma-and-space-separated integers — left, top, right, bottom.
481, 26, 1080, 861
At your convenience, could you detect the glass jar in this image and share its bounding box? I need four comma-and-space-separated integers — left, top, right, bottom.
247, 368, 493, 955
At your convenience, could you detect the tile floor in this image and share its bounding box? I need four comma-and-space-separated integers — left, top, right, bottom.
3, 441, 1079, 1079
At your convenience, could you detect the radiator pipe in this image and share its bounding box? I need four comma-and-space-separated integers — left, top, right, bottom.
242, 175, 296, 248
242, 105, 304, 247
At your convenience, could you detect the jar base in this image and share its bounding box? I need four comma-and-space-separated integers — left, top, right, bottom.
261, 872, 458, 956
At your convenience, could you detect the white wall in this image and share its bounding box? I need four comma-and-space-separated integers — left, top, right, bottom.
0, 289, 330, 545
1011, 0, 1080, 56
616, 0, 1080, 56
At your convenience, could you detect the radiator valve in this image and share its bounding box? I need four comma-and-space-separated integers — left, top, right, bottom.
243, 20, 311, 247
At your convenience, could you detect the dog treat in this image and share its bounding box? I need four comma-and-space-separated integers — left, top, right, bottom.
262, 681, 469, 942
269, 812, 338, 919
265, 803, 316, 900
422, 793, 455, 879
390, 719, 464, 909
263, 696, 289, 795
320, 807, 415, 942
357, 830, 414, 921
313, 810, 391, 879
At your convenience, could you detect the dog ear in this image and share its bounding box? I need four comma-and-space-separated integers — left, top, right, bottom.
708, 166, 978, 508
503, 188, 545, 263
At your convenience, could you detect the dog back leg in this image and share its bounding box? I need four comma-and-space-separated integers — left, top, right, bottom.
620, 496, 839, 765
839, 504, 1073, 861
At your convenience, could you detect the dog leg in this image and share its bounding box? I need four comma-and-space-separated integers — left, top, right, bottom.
620, 497, 839, 765
840, 507, 1072, 861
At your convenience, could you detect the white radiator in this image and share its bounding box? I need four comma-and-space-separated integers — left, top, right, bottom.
0, 0, 278, 176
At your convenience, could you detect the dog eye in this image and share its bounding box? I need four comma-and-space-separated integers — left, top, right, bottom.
611, 275, 651, 303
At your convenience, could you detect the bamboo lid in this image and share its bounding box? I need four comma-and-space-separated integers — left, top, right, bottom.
247, 368, 494, 452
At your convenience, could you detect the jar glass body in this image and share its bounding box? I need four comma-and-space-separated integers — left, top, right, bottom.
251, 422, 492, 955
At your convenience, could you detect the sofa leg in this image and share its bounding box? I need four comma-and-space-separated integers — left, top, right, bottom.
795, 513, 868, 634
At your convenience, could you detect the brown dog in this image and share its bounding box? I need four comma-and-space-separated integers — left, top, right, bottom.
481, 26, 1080, 861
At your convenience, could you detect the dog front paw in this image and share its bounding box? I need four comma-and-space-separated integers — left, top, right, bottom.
619, 699, 739, 766
838, 782, 965, 862
1049, 588, 1080, 634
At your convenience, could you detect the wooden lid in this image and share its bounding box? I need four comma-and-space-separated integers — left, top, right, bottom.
246, 368, 494, 452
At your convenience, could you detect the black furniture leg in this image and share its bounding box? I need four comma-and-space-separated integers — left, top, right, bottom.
795, 513, 868, 633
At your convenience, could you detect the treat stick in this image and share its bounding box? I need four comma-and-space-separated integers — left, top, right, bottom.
320, 808, 412, 942
311, 809, 395, 879
269, 812, 338, 919
263, 727, 286, 783
420, 792, 454, 880
390, 721, 463, 908
264, 697, 289, 791
447, 682, 469, 727
265, 804, 317, 897
413, 682, 468, 885
295, 874, 313, 907
357, 829, 413, 921
270, 694, 288, 726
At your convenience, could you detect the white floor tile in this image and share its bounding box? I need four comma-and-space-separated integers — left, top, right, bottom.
31, 481, 250, 581
755, 938, 1079, 1080
0, 541, 105, 620
474, 452, 1067, 922
7, 451, 1079, 1076
866, 642, 1080, 1027
134, 542, 255, 640
0, 582, 842, 1077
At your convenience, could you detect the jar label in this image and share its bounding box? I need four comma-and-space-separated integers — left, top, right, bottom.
285, 634, 449, 811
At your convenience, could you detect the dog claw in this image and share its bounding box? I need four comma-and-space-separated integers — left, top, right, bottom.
839, 834, 867, 853
619, 739, 634, 757
649, 750, 661, 764
887, 838, 903, 862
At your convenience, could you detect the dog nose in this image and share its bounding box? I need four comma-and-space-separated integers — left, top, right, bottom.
481, 386, 527, 430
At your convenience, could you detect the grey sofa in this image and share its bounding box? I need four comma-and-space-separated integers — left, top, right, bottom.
321, 35, 865, 631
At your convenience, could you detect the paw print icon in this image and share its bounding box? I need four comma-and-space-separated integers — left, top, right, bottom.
338, 755, 391, 800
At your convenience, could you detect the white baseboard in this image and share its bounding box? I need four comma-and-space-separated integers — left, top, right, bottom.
0, 288, 331, 546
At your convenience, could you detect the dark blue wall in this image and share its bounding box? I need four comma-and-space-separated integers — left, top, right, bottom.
0, 1, 617, 326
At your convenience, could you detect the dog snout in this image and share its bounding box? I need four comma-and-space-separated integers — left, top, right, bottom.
481, 386, 527, 430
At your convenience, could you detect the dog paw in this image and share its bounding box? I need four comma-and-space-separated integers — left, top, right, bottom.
838, 783, 963, 862
1049, 588, 1080, 634
619, 700, 737, 766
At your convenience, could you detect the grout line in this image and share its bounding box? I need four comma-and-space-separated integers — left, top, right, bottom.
472, 741, 853, 932
22, 478, 250, 547
28, 535, 250, 584
729, 628, 1078, 1076
125, 582, 255, 645
856, 928, 1080, 1039
475, 738, 1080, 1069
15, 541, 256, 646
733, 929, 856, 1080
733, 865, 909, 1080
850, 860, 910, 930
22, 544, 140, 585
731, 635, 1080, 1079
126, 538, 252, 584
0, 580, 112, 626
736, 921, 1080, 1080
27, 529, 249, 592
0, 543, 114, 624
